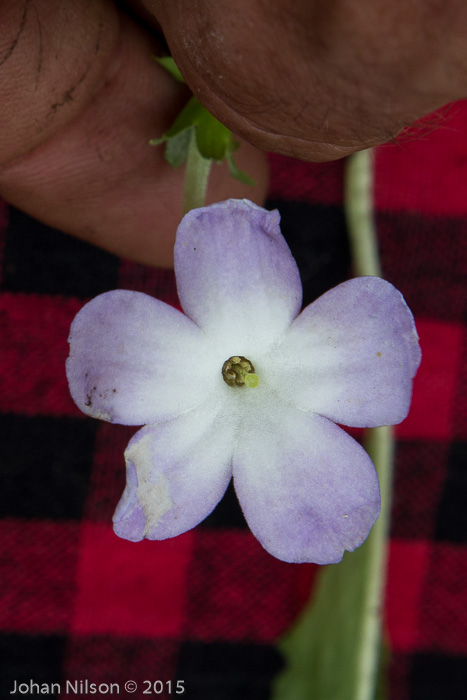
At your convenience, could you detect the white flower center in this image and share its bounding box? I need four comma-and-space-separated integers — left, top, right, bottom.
222, 356, 259, 388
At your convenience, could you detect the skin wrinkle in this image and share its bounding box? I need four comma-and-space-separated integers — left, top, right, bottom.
41, 10, 114, 123
201, 51, 411, 148
0, 0, 121, 165
171, 43, 377, 156
175, 65, 389, 156
31, 2, 43, 90
159, 48, 380, 156
94, 20, 104, 54
47, 64, 92, 117
0, 10, 124, 167
0, 0, 31, 67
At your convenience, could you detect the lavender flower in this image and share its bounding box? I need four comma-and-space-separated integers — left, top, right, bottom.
66, 199, 420, 564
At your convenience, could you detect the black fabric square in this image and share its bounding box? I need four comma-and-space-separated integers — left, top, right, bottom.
2, 207, 119, 297
391, 440, 449, 540
176, 641, 283, 700
0, 414, 97, 520
435, 442, 467, 542
410, 652, 467, 700
377, 211, 467, 322
202, 482, 248, 530
0, 633, 66, 699
267, 199, 350, 307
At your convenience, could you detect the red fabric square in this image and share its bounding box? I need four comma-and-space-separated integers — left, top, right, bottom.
454, 329, 467, 439
0, 293, 83, 417
391, 442, 449, 540
0, 518, 81, 634
72, 523, 194, 638
397, 320, 463, 440
268, 153, 344, 205
375, 102, 467, 216
385, 540, 430, 652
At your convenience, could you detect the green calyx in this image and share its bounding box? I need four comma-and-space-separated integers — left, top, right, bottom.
150, 57, 255, 194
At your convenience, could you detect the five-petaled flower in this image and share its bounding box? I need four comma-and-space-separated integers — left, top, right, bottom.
66, 199, 421, 564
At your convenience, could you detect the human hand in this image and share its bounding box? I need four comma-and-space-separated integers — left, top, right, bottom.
0, 0, 268, 268
1, 0, 466, 268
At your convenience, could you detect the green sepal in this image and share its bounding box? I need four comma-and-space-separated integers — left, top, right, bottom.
153, 56, 186, 84
150, 68, 256, 186
226, 152, 256, 186
193, 104, 232, 161
164, 98, 203, 140
161, 96, 232, 162
164, 129, 192, 169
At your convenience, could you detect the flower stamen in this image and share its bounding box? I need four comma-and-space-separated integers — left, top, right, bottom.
222, 356, 259, 388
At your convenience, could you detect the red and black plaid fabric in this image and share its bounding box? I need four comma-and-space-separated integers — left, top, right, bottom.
1, 101, 466, 700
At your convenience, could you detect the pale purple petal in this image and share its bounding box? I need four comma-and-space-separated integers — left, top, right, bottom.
233, 403, 381, 564
67, 290, 216, 425
267, 277, 421, 428
113, 398, 235, 540
174, 199, 302, 351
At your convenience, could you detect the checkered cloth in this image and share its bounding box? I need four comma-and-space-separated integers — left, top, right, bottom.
1, 101, 466, 700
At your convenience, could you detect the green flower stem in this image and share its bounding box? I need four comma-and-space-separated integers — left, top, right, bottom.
357, 425, 393, 700
272, 149, 394, 700
345, 149, 381, 278
346, 149, 393, 700
182, 130, 212, 214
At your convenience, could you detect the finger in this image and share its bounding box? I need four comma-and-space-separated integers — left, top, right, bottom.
0, 0, 118, 163
0, 0, 268, 268
149, 0, 467, 161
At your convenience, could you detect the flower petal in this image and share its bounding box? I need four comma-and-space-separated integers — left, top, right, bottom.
268, 277, 421, 427
66, 289, 216, 425
174, 199, 302, 351
113, 398, 235, 540
233, 404, 381, 564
